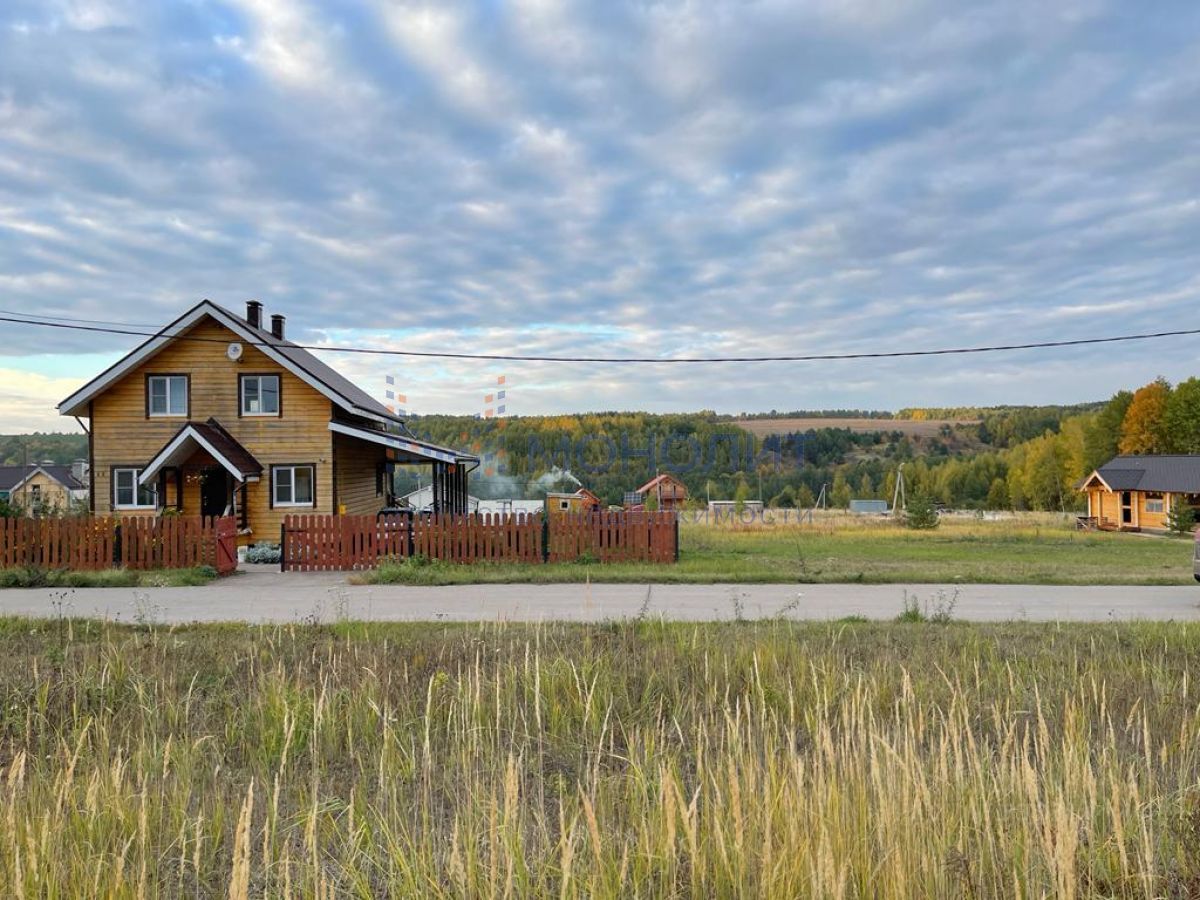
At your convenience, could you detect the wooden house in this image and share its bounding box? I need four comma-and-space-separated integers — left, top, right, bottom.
1077, 455, 1200, 531
0, 464, 88, 514
58, 300, 477, 544
630, 473, 688, 511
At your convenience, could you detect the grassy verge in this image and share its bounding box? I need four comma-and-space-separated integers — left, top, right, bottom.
357, 514, 1197, 585
0, 564, 220, 589
0, 618, 1198, 895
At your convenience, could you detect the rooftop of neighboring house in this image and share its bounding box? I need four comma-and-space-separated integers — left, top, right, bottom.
1081, 455, 1200, 494
0, 464, 86, 492
636, 473, 687, 494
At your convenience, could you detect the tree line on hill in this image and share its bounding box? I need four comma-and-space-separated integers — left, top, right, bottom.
6, 384, 1191, 513
407, 402, 1097, 510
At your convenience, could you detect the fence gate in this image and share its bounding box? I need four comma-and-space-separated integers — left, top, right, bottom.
214, 516, 238, 575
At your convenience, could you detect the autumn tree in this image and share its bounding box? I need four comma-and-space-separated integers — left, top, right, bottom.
795, 483, 816, 509
986, 477, 1009, 509
1119, 379, 1172, 454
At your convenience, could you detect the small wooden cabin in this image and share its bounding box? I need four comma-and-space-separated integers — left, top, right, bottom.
545, 488, 602, 518
1078, 455, 1200, 531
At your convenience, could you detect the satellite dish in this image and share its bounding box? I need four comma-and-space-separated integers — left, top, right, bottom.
227, 342, 244, 362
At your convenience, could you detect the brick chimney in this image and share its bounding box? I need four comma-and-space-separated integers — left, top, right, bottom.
270, 314, 286, 340
246, 300, 263, 329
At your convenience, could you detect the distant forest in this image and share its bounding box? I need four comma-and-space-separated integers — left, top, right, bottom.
0, 433, 87, 467
404, 395, 1141, 511
6, 385, 1192, 511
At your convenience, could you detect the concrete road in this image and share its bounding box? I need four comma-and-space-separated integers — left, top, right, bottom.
0, 567, 1199, 623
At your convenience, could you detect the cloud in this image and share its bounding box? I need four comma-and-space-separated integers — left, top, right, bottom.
1, 0, 1200, 428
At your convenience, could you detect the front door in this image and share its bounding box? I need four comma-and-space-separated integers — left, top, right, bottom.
200, 467, 230, 518
1121, 491, 1133, 526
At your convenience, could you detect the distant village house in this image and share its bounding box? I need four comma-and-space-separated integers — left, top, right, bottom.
1078, 455, 1200, 531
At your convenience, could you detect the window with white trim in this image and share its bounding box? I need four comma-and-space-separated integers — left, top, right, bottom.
273, 465, 314, 507
241, 374, 280, 416
1145, 492, 1165, 514
113, 468, 157, 509
147, 375, 187, 416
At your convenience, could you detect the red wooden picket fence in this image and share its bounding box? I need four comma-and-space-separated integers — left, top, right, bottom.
0, 515, 238, 575
281, 511, 678, 572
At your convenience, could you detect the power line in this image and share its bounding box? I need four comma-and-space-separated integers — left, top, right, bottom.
1, 312, 1198, 364
0, 308, 164, 328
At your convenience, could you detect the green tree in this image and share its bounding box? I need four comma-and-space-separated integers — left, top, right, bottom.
733, 478, 751, 513
769, 485, 796, 508
1163, 377, 1200, 453
831, 472, 851, 509
905, 490, 939, 529
794, 483, 816, 510
857, 472, 874, 499
1084, 390, 1132, 470
985, 477, 1009, 510
1119, 379, 1171, 454
1167, 498, 1196, 536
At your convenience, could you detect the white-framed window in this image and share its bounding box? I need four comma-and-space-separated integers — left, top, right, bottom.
147, 375, 187, 416
273, 465, 315, 507
1145, 492, 1165, 514
113, 468, 157, 509
241, 374, 281, 416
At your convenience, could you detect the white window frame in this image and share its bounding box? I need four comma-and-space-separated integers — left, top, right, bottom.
113, 468, 157, 510
147, 375, 188, 417
241, 374, 281, 417
273, 465, 315, 508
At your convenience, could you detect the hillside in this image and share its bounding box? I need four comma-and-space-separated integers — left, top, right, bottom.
733, 417, 975, 439
0, 433, 88, 466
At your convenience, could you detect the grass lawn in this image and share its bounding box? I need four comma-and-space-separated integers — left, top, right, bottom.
359, 512, 1197, 586
0, 564, 219, 589
1, 617, 1198, 896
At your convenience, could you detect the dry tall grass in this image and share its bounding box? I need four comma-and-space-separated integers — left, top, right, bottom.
0, 618, 1198, 897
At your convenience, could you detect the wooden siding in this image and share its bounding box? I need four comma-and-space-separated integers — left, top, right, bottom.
332, 431, 388, 516
90, 316, 333, 543
1087, 488, 1171, 530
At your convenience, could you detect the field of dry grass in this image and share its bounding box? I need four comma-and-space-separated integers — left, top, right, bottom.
732, 416, 977, 437
1, 617, 1199, 897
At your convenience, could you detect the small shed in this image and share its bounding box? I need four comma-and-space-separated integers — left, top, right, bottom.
849, 499, 889, 515
708, 500, 764, 516
546, 488, 602, 518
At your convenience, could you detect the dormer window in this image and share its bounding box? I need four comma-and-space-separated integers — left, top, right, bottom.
241, 374, 281, 416
147, 375, 188, 417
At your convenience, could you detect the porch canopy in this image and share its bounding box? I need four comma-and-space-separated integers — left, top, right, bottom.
330, 421, 479, 515
139, 419, 263, 485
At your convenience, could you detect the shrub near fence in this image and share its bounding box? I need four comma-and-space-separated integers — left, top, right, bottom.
0, 515, 236, 573
281, 511, 678, 572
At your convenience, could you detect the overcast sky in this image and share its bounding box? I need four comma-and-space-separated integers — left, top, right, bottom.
2, 0, 1199, 432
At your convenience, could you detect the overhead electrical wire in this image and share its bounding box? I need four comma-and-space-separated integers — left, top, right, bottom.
1, 311, 1198, 365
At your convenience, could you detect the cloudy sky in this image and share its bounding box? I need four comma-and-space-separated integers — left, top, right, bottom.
2, 0, 1199, 432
